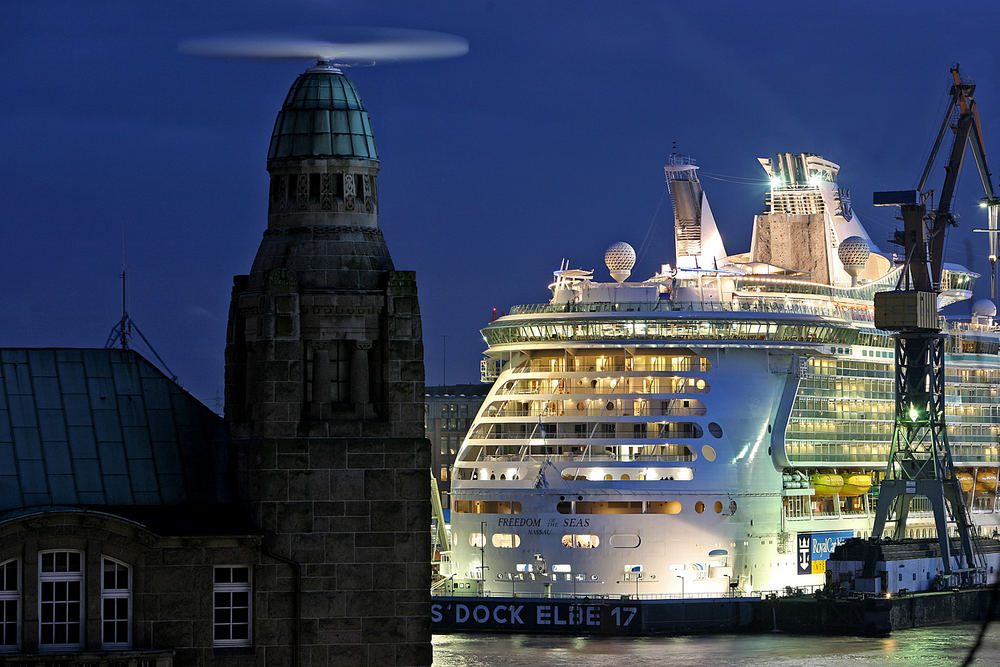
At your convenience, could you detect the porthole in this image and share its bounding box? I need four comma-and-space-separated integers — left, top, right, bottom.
701, 445, 717, 462
604, 474, 613, 480
621, 474, 630, 480
708, 422, 723, 438
695, 501, 705, 514
714, 501, 723, 514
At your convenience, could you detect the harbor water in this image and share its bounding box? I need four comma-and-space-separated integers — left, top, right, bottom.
432, 621, 1000, 665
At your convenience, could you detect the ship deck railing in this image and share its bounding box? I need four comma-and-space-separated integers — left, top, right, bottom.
507, 298, 857, 321
483, 407, 707, 418
469, 431, 699, 440
432, 585, 826, 600
478, 453, 696, 463
507, 362, 709, 374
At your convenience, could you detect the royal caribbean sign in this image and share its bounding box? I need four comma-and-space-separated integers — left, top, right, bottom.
797, 529, 853, 575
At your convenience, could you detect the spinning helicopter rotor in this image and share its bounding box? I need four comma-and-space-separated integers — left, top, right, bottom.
179, 27, 469, 67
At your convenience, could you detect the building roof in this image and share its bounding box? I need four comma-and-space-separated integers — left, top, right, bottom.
0, 348, 231, 513
267, 64, 379, 162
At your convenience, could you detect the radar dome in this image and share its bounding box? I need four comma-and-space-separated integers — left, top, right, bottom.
838, 236, 870, 286
605, 242, 636, 283
972, 299, 997, 318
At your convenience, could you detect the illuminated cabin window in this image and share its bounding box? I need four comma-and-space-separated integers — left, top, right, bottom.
647, 501, 682, 514
452, 500, 522, 514
575, 501, 642, 515
701, 445, 717, 462
491, 534, 520, 548
469, 533, 486, 548
562, 534, 600, 548
714, 501, 724, 514
562, 464, 696, 481
559, 500, 685, 514
695, 501, 705, 513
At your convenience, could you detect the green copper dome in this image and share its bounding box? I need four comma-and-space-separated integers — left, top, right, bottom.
268, 63, 378, 161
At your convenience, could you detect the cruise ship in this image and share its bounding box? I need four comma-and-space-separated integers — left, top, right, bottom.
442, 152, 1000, 596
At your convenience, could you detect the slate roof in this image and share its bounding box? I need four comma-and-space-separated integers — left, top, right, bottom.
0, 348, 232, 514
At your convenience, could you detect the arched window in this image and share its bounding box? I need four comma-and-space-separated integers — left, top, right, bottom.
38, 550, 84, 651
0, 559, 19, 652
101, 558, 131, 649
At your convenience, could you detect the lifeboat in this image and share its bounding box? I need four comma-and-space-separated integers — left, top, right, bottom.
811, 473, 844, 496
955, 471, 975, 493
975, 470, 998, 494
839, 474, 872, 496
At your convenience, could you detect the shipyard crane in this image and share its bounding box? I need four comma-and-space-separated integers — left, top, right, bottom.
870, 65, 995, 579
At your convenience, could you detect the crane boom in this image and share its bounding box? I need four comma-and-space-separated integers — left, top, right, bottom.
871, 65, 995, 581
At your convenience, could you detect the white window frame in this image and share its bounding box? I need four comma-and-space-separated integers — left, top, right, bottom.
0, 559, 19, 652
38, 550, 84, 652
213, 566, 252, 648
100, 557, 131, 649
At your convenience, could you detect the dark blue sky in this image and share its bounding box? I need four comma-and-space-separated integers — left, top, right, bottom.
3, 1, 1000, 407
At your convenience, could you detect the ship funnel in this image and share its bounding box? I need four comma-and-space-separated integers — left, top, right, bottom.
664, 154, 727, 270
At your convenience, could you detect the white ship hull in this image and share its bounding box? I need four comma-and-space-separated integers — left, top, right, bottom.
446, 152, 1000, 597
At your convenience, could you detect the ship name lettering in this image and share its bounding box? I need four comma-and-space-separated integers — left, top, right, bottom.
498, 517, 541, 527
563, 518, 590, 528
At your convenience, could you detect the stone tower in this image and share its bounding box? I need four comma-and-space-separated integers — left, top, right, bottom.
225, 61, 430, 665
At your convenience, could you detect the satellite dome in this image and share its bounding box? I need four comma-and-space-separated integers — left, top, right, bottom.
972, 299, 997, 318
605, 242, 636, 282
838, 236, 870, 286
838, 236, 870, 267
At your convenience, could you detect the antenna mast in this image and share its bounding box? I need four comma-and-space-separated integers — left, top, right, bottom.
104, 231, 179, 382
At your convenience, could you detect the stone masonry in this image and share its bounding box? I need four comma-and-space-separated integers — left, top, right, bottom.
224, 64, 431, 666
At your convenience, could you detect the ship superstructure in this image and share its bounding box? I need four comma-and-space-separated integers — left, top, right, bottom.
444, 152, 1000, 596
